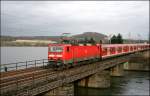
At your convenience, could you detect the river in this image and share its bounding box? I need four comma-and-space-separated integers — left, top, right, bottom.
0, 47, 48, 64
75, 71, 149, 96
0, 47, 149, 95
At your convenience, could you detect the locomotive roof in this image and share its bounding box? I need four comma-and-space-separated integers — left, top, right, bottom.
48, 44, 72, 46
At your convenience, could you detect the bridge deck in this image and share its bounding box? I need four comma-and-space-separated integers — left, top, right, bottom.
0, 50, 149, 96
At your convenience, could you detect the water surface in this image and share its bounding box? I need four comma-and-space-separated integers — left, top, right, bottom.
75, 71, 149, 96
1, 47, 48, 64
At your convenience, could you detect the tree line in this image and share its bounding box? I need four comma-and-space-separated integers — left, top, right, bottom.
110, 33, 123, 44
61, 33, 124, 44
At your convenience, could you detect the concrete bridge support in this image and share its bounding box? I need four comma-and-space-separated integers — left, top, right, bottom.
124, 51, 150, 71
43, 83, 74, 96
78, 71, 110, 88
110, 64, 124, 76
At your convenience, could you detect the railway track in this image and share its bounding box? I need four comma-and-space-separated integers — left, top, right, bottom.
0, 67, 55, 92
0, 56, 132, 96
0, 60, 94, 95
1, 67, 44, 78
0, 57, 115, 87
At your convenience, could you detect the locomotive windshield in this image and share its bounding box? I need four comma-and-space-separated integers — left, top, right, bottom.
49, 46, 63, 52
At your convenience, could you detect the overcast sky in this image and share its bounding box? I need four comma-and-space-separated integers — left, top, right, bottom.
1, 1, 149, 40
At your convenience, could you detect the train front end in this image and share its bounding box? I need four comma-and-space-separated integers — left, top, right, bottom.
48, 44, 64, 68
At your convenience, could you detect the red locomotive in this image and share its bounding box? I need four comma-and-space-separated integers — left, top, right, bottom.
48, 44, 100, 68
48, 43, 149, 69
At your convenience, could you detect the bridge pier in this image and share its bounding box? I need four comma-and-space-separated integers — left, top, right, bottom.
78, 70, 110, 88
110, 64, 124, 76
43, 83, 74, 96
124, 51, 150, 71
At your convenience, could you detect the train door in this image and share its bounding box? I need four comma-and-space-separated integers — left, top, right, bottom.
64, 46, 73, 65
130, 46, 133, 52
102, 47, 107, 56
98, 44, 102, 58
110, 47, 115, 55
117, 46, 122, 54
134, 46, 137, 51
72, 46, 78, 65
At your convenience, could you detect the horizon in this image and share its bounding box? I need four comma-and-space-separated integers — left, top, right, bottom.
1, 32, 149, 41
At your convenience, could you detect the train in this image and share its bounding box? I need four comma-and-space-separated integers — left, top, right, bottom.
48, 43, 150, 69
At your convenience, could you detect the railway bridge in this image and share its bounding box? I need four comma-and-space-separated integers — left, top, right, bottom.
0, 50, 149, 96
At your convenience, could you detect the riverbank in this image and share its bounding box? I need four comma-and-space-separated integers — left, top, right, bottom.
1, 40, 55, 47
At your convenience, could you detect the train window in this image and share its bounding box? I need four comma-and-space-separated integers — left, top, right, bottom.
49, 46, 63, 52
113, 48, 115, 52
110, 48, 112, 51
110, 47, 115, 52
103, 48, 107, 52
134, 46, 136, 49
117, 47, 122, 52
123, 47, 126, 51
130, 46, 133, 50
66, 47, 70, 52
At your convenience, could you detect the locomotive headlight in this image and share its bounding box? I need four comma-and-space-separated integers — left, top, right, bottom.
56, 55, 62, 57
49, 54, 54, 57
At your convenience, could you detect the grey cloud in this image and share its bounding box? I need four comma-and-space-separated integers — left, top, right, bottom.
1, 1, 149, 40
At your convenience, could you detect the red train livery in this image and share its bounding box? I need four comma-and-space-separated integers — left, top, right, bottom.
48, 43, 149, 69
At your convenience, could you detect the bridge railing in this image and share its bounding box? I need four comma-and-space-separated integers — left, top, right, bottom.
0, 59, 48, 72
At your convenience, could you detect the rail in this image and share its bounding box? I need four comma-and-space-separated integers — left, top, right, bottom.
0, 55, 130, 96
0, 59, 48, 72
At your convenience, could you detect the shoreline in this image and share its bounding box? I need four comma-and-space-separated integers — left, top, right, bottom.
1, 41, 49, 47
